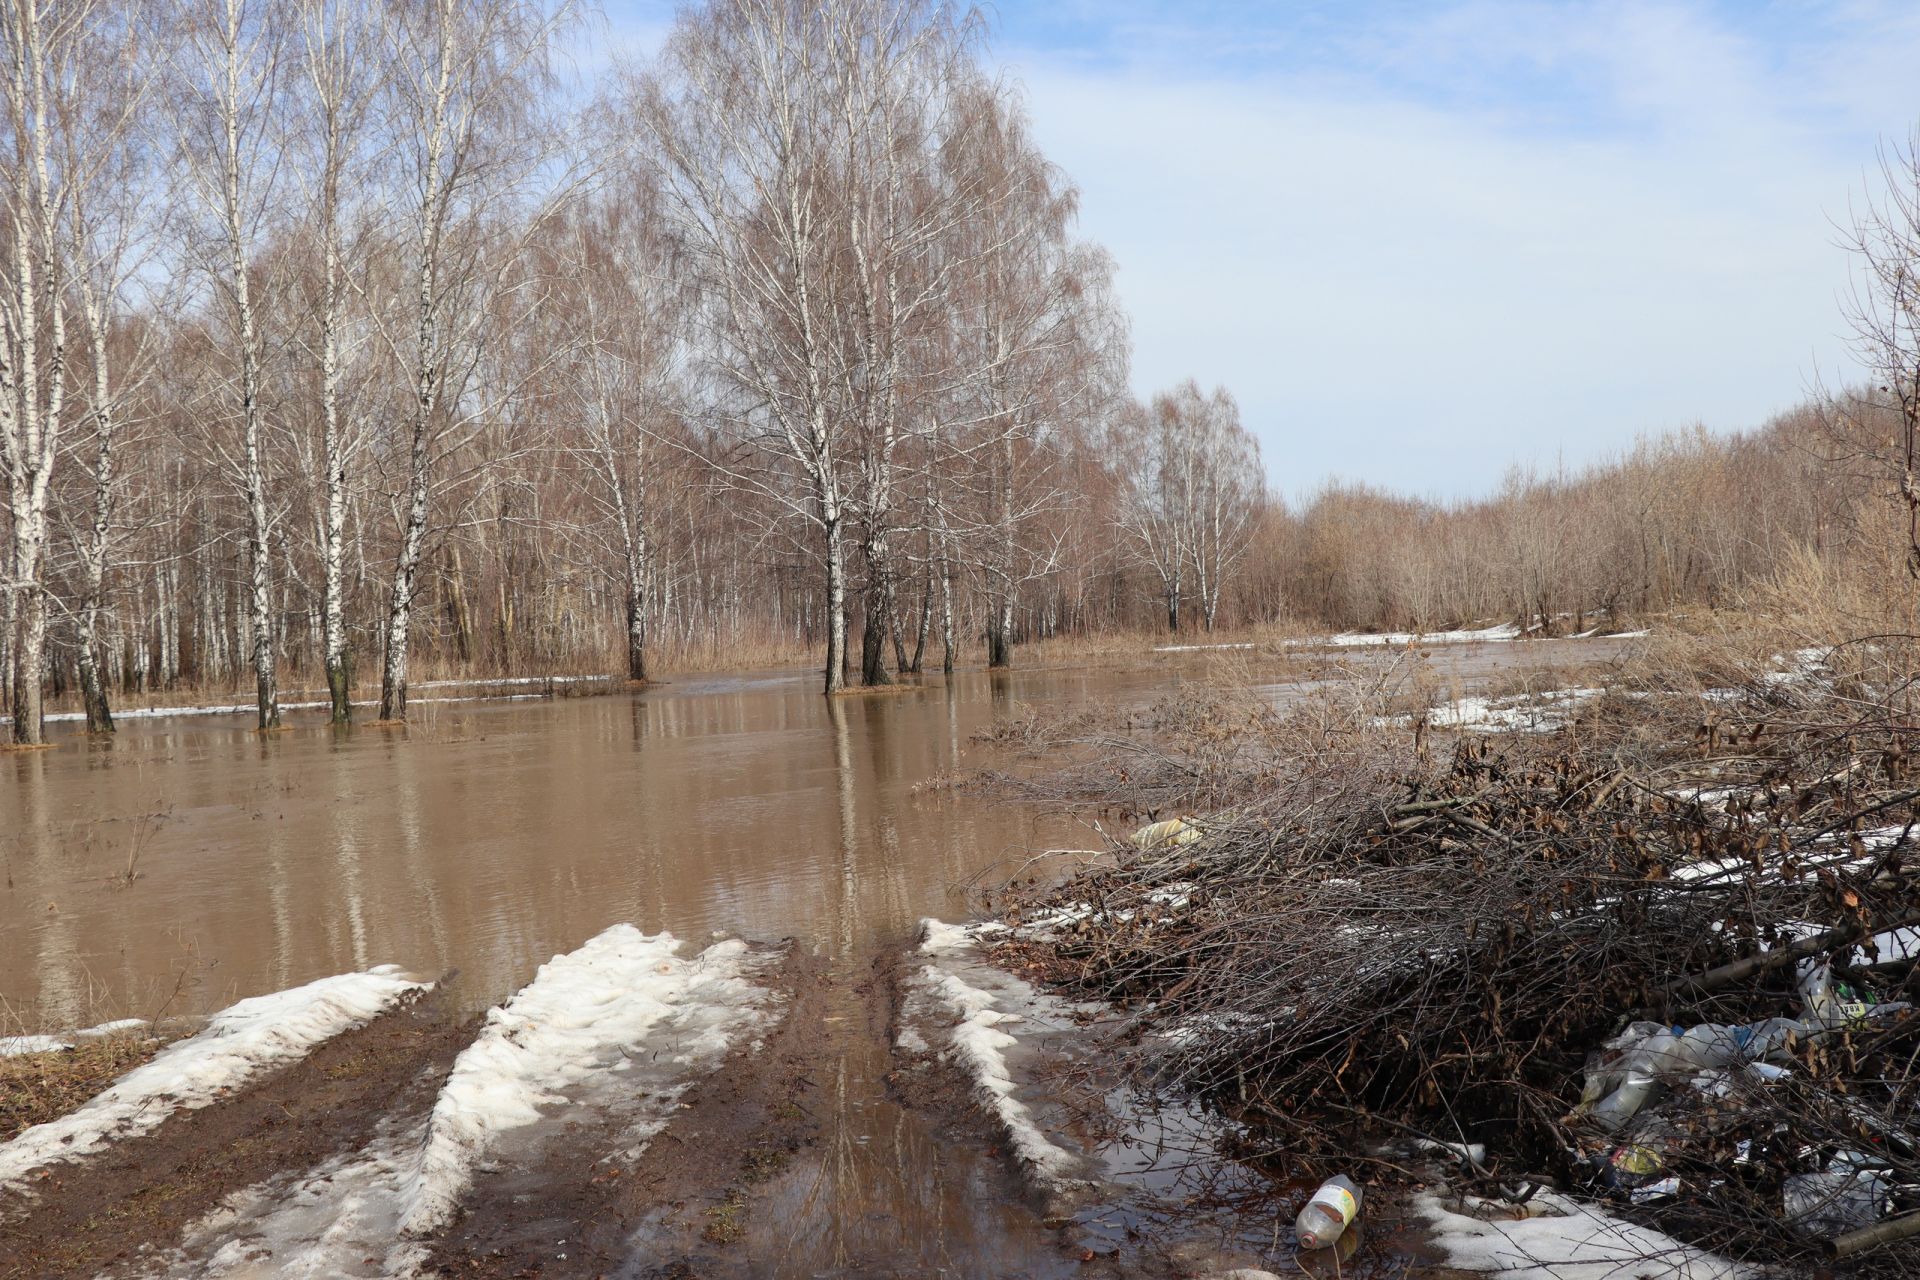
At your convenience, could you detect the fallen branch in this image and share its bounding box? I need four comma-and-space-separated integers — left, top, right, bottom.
1649, 910, 1920, 1017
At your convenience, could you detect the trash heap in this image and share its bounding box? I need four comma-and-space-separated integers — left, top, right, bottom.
1574, 960, 1917, 1261
978, 667, 1920, 1274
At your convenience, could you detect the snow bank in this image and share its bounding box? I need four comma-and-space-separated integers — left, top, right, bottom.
0, 1017, 148, 1057
1417, 1190, 1752, 1279
140, 927, 779, 1274
398, 925, 777, 1236
1, 675, 610, 727
1324, 623, 1523, 647
0, 968, 427, 1191
906, 920, 1085, 1187
157, 1123, 431, 1279
1421, 688, 1605, 733
1152, 642, 1257, 653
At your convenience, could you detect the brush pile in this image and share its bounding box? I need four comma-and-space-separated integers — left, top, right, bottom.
980, 639, 1920, 1273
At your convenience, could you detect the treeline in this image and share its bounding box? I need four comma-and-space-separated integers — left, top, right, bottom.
1257, 399, 1877, 637
1, 0, 1272, 743
5, 2, 1916, 746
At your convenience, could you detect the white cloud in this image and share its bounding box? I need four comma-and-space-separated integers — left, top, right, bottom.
595, 1, 1916, 499
1003, 1, 1913, 498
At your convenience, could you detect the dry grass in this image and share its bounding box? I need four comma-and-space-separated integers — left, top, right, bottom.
1, 1036, 161, 1142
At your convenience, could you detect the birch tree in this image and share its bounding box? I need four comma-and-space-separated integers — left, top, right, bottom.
1, 0, 78, 745
60, 3, 154, 732
174, 0, 286, 730
1179, 384, 1263, 631
373, 0, 574, 722
541, 190, 684, 683
634, 0, 976, 694
290, 0, 380, 722
1114, 381, 1263, 633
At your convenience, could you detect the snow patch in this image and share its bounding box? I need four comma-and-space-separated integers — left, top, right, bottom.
1417, 1190, 1753, 1279
0, 1017, 148, 1057
140, 927, 778, 1275
1152, 642, 1256, 653
906, 919, 1086, 1187
398, 925, 777, 1236
1417, 688, 1604, 733
150, 1122, 430, 1278
0, 968, 427, 1191
1323, 623, 1522, 647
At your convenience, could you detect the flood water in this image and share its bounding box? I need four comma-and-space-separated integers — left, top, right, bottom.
2, 666, 1137, 1025
2, 643, 1627, 1276
2, 662, 1242, 1278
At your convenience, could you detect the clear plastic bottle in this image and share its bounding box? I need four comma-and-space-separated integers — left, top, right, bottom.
1295, 1174, 1362, 1250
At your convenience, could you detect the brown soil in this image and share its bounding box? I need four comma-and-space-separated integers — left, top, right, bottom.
424, 945, 832, 1278
0, 990, 473, 1280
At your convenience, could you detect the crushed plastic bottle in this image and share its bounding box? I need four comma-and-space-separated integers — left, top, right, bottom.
1295, 1174, 1362, 1251
1784, 1154, 1890, 1236
1587, 1070, 1662, 1132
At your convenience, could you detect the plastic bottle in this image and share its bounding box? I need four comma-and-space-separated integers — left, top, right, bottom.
1295, 1175, 1362, 1250
1587, 1070, 1661, 1132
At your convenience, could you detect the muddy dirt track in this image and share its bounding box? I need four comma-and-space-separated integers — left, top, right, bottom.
2, 992, 474, 1279
0, 944, 1335, 1280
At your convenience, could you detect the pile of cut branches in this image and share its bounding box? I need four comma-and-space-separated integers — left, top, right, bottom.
979, 642, 1920, 1273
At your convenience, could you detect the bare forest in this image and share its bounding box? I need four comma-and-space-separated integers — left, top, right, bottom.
2, 0, 1915, 748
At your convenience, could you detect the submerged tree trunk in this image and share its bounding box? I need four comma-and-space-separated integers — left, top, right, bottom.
909, 564, 931, 675
320, 204, 352, 724
9, 583, 46, 746
380, 413, 430, 721
77, 627, 112, 733
986, 432, 1015, 668
860, 534, 892, 687
823, 512, 847, 695
623, 498, 649, 683
940, 552, 955, 676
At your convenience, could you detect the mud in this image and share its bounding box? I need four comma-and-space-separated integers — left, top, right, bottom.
0, 990, 471, 1280
425, 947, 834, 1278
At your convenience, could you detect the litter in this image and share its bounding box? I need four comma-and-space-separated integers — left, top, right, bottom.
1294, 1174, 1362, 1251
1130, 817, 1200, 850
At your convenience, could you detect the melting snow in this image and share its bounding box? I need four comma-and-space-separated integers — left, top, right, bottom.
138, 927, 778, 1276
1418, 1190, 1752, 1279
1152, 643, 1257, 653
906, 919, 1087, 1187
1420, 688, 1604, 733
1322, 623, 1523, 647
0, 968, 427, 1192
157, 1121, 432, 1279
399, 925, 777, 1235
0, 1017, 148, 1058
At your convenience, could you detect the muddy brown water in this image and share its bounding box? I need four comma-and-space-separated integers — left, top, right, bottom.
0, 663, 1227, 1277
1, 642, 1630, 1277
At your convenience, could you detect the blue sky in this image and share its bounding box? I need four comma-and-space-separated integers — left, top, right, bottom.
594, 1, 1920, 501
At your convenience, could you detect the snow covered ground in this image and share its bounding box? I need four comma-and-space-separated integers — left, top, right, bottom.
1152, 642, 1257, 653
0, 1017, 149, 1058
401, 925, 779, 1235
1, 675, 612, 727
903, 920, 1092, 1188
1420, 687, 1606, 732
1417, 1190, 1751, 1279
0, 968, 428, 1192
135, 927, 781, 1278
1325, 623, 1524, 647
1290, 622, 1649, 649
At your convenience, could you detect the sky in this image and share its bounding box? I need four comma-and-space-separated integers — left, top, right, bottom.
592, 1, 1920, 501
